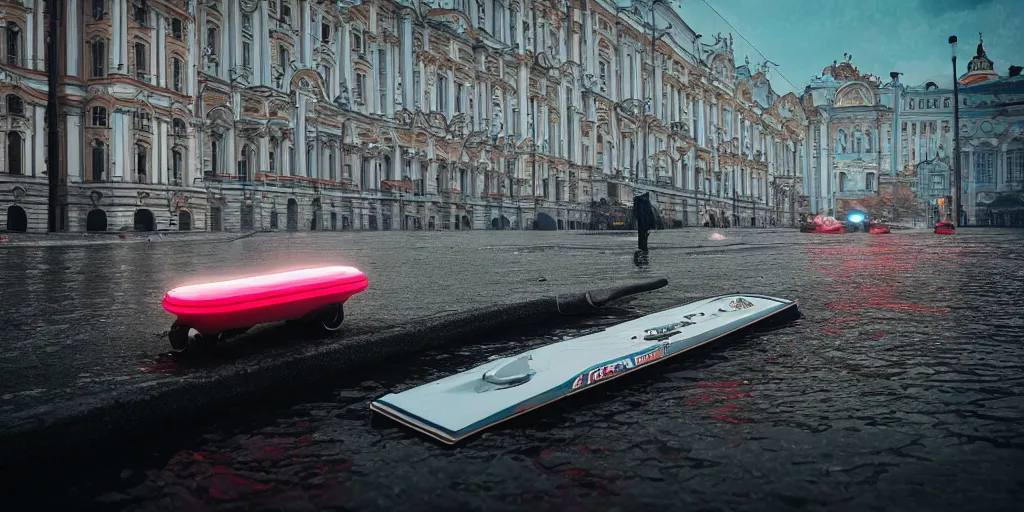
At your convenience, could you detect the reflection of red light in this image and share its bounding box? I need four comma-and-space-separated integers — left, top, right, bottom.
162, 266, 368, 334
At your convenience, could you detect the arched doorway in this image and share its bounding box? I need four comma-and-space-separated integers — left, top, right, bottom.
461, 215, 471, 229
86, 209, 108, 231
535, 212, 556, 230
286, 198, 298, 231
133, 209, 156, 231
491, 215, 511, 229
6, 205, 27, 232
178, 210, 192, 231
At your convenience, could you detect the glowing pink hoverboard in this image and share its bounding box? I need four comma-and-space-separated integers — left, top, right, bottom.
162, 266, 369, 352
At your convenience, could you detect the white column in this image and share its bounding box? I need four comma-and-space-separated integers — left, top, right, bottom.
295, 97, 307, 177
33, 105, 45, 178
66, 115, 82, 182
302, 1, 312, 66
156, 121, 166, 184
231, 2, 242, 79
341, 24, 352, 88
402, 15, 413, 109
261, 4, 271, 85
153, 15, 164, 87
386, 44, 395, 116
111, 112, 125, 180
112, 0, 123, 71
259, 137, 269, 175
28, 1, 38, 70
65, 0, 80, 76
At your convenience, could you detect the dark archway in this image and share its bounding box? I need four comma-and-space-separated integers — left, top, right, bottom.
133, 209, 156, 231
461, 215, 471, 230
286, 198, 298, 231
178, 210, 192, 231
491, 215, 511, 229
6, 205, 27, 232
535, 212, 557, 230
330, 212, 337, 230
86, 209, 108, 231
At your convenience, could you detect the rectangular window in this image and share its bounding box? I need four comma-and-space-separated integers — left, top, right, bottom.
1007, 150, 1024, 185
171, 19, 183, 39
973, 152, 995, 184
172, 59, 182, 92
321, 23, 331, 42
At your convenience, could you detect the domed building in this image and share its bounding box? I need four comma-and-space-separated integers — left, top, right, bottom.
800, 35, 1024, 227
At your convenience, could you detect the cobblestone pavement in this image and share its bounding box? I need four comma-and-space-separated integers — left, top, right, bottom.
5, 227, 1023, 511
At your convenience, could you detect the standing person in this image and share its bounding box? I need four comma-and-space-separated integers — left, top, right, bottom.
633, 192, 656, 266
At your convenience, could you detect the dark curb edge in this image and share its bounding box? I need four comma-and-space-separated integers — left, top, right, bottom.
0, 277, 668, 468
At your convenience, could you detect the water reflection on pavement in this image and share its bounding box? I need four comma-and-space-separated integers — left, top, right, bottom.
8, 229, 1024, 511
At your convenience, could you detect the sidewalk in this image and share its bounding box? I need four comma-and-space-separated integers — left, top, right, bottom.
0, 231, 680, 467
0, 230, 255, 246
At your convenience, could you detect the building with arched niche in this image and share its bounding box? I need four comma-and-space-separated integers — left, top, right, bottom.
801, 36, 1024, 227
1, 0, 808, 233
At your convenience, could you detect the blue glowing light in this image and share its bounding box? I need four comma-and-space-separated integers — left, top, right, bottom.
848, 213, 865, 223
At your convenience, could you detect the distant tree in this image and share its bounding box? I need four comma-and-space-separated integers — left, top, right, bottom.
868, 183, 922, 224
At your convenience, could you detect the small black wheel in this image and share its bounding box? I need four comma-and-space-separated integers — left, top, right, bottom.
318, 303, 345, 332
169, 322, 202, 352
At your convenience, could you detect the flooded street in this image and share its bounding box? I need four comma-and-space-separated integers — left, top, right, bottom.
4, 228, 1024, 511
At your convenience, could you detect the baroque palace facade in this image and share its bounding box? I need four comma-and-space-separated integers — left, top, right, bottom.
0, 0, 807, 233
801, 37, 1024, 227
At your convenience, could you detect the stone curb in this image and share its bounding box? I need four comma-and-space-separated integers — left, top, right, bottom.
0, 277, 668, 469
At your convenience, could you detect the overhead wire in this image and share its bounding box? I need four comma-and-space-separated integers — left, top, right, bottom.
691, 0, 802, 93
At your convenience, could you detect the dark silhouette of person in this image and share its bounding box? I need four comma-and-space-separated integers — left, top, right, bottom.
633, 192, 656, 265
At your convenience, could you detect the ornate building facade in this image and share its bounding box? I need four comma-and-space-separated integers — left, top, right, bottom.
1, 0, 807, 233
801, 36, 1024, 227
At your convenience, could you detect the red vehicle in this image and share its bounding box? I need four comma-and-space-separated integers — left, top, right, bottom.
869, 223, 891, 234
162, 266, 369, 352
808, 214, 845, 234
934, 221, 956, 235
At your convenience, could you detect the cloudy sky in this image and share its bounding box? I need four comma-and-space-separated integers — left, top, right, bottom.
668, 0, 1024, 94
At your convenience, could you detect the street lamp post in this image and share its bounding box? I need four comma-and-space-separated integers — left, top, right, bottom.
45, 0, 63, 231
949, 35, 963, 226
645, 0, 669, 183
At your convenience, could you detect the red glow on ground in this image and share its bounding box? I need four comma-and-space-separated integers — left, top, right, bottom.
686, 381, 754, 423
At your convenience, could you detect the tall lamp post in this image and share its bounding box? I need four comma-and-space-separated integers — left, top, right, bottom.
45, 0, 62, 231
949, 35, 962, 226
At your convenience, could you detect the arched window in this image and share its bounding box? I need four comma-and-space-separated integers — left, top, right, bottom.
91, 141, 107, 181
865, 129, 873, 153
278, 45, 289, 68
172, 148, 183, 185
92, 0, 105, 20
172, 118, 186, 136
5, 23, 21, 66
269, 138, 279, 173
134, 41, 148, 80
5, 95, 24, 116
91, 40, 107, 77
91, 106, 108, 127
171, 57, 183, 92
6, 132, 23, 175
135, 143, 148, 183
